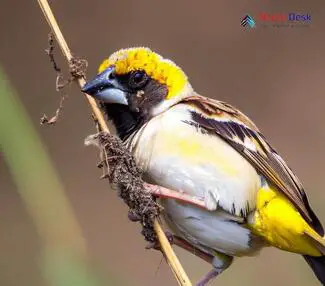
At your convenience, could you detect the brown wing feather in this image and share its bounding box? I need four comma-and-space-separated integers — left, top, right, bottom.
182, 94, 322, 231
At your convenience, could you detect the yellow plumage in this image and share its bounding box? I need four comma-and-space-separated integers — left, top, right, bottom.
98, 47, 187, 99
249, 183, 324, 256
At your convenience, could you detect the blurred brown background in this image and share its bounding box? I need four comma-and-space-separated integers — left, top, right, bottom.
1, 1, 325, 285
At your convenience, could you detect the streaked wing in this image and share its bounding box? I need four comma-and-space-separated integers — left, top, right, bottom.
181, 94, 319, 227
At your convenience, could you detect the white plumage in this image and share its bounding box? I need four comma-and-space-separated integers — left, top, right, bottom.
127, 103, 263, 256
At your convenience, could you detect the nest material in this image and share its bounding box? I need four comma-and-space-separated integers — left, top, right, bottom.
85, 132, 160, 243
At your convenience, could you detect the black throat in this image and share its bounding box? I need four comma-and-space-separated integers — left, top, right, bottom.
100, 103, 144, 140
99, 78, 168, 140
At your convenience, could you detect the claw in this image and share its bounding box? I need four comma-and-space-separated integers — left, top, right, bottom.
146, 231, 174, 250
145, 241, 160, 250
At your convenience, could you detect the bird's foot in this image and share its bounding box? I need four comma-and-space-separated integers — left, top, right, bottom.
196, 254, 233, 285
196, 269, 219, 286
145, 230, 174, 250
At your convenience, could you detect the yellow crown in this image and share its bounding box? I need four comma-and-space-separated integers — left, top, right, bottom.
98, 47, 188, 99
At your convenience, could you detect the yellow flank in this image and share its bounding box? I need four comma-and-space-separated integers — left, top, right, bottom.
98, 47, 188, 99
248, 182, 322, 256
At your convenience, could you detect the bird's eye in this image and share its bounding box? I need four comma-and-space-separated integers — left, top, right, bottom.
133, 71, 144, 83
129, 71, 148, 89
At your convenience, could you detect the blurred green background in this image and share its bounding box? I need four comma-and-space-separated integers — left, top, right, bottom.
1, 1, 325, 285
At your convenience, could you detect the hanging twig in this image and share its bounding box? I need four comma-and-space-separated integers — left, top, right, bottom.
36, 1, 192, 285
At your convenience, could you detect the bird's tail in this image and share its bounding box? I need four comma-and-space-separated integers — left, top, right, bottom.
304, 255, 325, 285
304, 230, 325, 284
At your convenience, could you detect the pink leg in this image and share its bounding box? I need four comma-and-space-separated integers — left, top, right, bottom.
144, 183, 207, 209
173, 236, 220, 286
148, 232, 223, 285
196, 269, 219, 286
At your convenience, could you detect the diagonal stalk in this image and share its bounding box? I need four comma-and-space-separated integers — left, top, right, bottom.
36, 0, 192, 285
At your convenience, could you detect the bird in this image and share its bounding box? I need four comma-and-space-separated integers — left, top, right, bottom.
82, 47, 325, 285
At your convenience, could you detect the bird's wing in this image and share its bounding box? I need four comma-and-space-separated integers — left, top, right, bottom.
181, 94, 320, 228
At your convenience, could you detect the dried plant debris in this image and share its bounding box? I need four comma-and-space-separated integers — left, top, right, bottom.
45, 32, 62, 74
40, 87, 67, 125
41, 33, 68, 125
69, 56, 88, 79
85, 132, 160, 243
41, 32, 88, 126
39, 92, 67, 125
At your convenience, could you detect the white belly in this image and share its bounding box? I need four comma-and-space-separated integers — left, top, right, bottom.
162, 200, 263, 256
128, 105, 263, 255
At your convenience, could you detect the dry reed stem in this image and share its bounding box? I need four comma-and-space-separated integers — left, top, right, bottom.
36, 0, 192, 285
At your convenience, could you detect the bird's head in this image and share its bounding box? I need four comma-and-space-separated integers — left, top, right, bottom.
82, 47, 193, 117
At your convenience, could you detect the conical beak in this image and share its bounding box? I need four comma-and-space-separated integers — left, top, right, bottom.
82, 65, 128, 105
